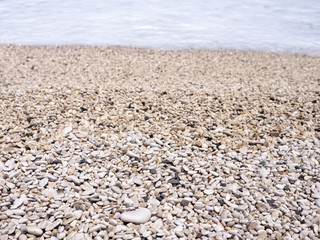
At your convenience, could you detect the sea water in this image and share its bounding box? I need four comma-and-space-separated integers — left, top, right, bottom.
0, 0, 319, 55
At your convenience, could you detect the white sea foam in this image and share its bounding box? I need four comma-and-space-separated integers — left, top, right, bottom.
0, 0, 319, 55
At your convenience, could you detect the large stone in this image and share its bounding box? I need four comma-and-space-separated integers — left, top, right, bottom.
120, 208, 151, 224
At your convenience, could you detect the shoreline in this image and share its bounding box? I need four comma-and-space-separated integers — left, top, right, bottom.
0, 45, 320, 239
1, 43, 320, 57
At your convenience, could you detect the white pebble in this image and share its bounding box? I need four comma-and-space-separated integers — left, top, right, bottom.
127, 151, 139, 158
259, 168, 269, 178
62, 126, 72, 136
151, 219, 163, 229
45, 219, 62, 231
204, 189, 214, 195
42, 188, 58, 198
12, 198, 23, 209
18, 234, 27, 240
214, 224, 224, 232
74, 210, 83, 219
154, 138, 164, 145
120, 207, 151, 224
123, 198, 134, 207
45, 173, 58, 181
66, 175, 81, 185
311, 193, 320, 199
133, 176, 142, 185
148, 198, 160, 206
39, 177, 48, 187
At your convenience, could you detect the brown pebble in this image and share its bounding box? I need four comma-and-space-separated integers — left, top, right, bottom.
196, 232, 203, 238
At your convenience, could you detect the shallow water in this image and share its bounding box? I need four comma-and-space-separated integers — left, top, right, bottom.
0, 0, 319, 55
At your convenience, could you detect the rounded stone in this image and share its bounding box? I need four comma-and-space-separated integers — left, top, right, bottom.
27, 225, 43, 236
120, 207, 151, 224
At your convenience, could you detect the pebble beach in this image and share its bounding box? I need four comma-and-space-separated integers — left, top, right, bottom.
0, 44, 320, 240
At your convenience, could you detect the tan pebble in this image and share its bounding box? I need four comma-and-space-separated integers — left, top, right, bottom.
257, 230, 268, 239
43, 145, 52, 151
248, 220, 259, 230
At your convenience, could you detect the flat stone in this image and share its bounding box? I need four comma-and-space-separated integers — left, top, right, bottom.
214, 224, 224, 232
120, 207, 151, 224
88, 225, 102, 233
82, 188, 95, 196
39, 177, 48, 187
12, 198, 23, 209
127, 151, 139, 158
42, 188, 58, 198
234, 156, 242, 162
74, 233, 85, 240
62, 126, 72, 136
133, 176, 142, 185
311, 193, 320, 199
161, 160, 174, 166
90, 197, 100, 203
148, 198, 160, 206
123, 198, 134, 207
74, 210, 83, 219
154, 138, 164, 145
204, 189, 214, 195
259, 168, 269, 178
111, 185, 122, 194
57, 233, 66, 239
6, 181, 15, 189
46, 173, 58, 181
38, 220, 48, 229
45, 219, 62, 231
7, 209, 25, 216
150, 219, 163, 229
175, 231, 184, 237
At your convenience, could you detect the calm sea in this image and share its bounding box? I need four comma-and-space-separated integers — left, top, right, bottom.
0, 0, 319, 55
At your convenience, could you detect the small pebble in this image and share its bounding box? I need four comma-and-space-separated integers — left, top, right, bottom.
27, 225, 43, 236
204, 189, 214, 195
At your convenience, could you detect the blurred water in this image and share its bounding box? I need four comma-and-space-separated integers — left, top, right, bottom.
0, 0, 319, 55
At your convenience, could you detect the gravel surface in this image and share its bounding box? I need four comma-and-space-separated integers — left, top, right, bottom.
0, 45, 320, 240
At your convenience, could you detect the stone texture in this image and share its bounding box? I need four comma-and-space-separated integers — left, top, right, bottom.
0, 45, 319, 240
